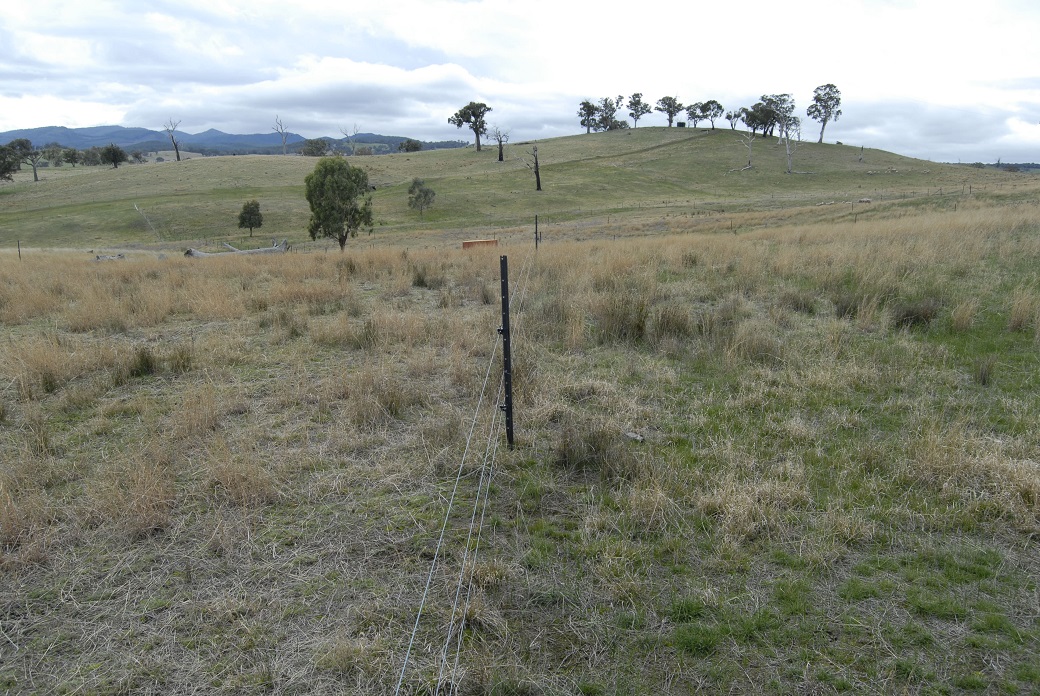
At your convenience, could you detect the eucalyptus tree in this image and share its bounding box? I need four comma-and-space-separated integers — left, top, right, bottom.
807, 84, 842, 143
654, 96, 684, 127
449, 102, 492, 151
626, 93, 651, 127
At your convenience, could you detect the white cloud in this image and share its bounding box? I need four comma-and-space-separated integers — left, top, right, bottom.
2, 0, 1040, 161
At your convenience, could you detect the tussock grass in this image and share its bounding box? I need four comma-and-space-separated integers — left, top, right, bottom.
2, 151, 1040, 694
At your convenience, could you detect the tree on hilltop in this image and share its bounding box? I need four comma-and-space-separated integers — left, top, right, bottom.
238, 199, 263, 236
685, 102, 704, 128
577, 99, 599, 133
596, 96, 628, 131
489, 125, 510, 162
398, 139, 422, 153
807, 83, 842, 143
700, 100, 724, 129
305, 157, 373, 252
449, 102, 492, 151
655, 96, 684, 127
627, 93, 652, 127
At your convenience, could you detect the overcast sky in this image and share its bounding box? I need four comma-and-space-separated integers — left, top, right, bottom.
3, 0, 1040, 162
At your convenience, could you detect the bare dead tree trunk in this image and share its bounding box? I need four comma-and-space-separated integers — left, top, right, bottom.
533, 146, 541, 192
164, 118, 182, 162
274, 116, 289, 155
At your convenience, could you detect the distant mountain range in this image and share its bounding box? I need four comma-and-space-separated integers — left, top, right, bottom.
0, 125, 467, 155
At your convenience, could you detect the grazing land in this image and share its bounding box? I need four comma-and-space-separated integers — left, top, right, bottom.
1, 129, 1038, 694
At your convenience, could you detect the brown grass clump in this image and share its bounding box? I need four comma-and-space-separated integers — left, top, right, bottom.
95, 459, 177, 539
696, 458, 811, 542
0, 491, 46, 549
554, 415, 642, 481
205, 453, 279, 507
344, 366, 429, 427
171, 382, 224, 439
890, 296, 942, 329
908, 422, 1040, 530
1007, 286, 1037, 332
950, 298, 980, 332
727, 319, 784, 365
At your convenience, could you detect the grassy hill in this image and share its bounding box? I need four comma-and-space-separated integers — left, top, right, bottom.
1, 127, 1028, 251
1, 129, 1039, 694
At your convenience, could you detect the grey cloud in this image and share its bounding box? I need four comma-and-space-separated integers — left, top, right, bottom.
830, 100, 1040, 162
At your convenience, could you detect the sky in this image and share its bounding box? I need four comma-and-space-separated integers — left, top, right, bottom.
3, 0, 1040, 162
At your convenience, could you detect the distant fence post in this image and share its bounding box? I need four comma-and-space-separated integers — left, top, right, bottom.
535, 215, 539, 250
498, 255, 515, 450
18, 240, 21, 261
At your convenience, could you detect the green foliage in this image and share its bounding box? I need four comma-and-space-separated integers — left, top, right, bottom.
685, 102, 704, 127
406, 178, 435, 219
807, 83, 843, 143
448, 101, 492, 151
238, 199, 263, 236
626, 92, 652, 127
304, 156, 373, 251
8, 138, 43, 181
595, 95, 628, 131
700, 99, 724, 128
397, 138, 422, 153
100, 143, 128, 169
301, 138, 329, 157
0, 145, 17, 181
577, 99, 599, 133
654, 96, 684, 127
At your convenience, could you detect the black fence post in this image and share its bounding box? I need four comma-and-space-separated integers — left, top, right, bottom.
498, 255, 515, 450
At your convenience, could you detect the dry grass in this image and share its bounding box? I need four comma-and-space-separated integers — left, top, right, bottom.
3, 187, 1040, 694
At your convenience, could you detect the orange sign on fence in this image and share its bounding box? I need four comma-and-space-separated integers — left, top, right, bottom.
462, 239, 498, 249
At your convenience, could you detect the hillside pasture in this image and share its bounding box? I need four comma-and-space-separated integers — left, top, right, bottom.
1, 130, 1039, 694
1, 211, 1039, 694
1, 127, 1029, 251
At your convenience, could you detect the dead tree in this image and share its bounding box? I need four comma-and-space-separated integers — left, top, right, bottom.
273, 116, 289, 155
520, 145, 542, 191
163, 118, 182, 161
490, 126, 510, 162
